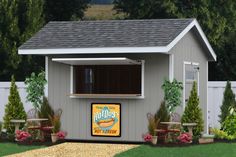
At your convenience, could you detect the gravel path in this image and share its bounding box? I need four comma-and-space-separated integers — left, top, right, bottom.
6, 143, 138, 157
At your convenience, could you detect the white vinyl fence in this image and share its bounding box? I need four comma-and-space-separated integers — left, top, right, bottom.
0, 82, 32, 122
0, 81, 235, 129
208, 81, 236, 129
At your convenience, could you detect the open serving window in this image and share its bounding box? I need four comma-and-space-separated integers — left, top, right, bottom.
52, 58, 144, 98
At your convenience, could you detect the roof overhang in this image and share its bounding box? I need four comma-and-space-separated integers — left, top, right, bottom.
52, 57, 141, 65
18, 19, 216, 61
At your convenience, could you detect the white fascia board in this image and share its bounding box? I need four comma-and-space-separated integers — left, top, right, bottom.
52, 57, 141, 65
18, 46, 168, 55
166, 19, 217, 61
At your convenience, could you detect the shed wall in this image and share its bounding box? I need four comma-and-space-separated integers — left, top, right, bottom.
48, 54, 169, 141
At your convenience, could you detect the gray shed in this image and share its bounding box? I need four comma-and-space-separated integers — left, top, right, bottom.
19, 19, 216, 142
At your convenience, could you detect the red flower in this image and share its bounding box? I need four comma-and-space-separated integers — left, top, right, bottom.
16, 130, 31, 142
177, 133, 192, 143
56, 131, 67, 139
143, 133, 152, 142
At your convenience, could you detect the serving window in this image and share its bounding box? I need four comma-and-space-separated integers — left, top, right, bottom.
74, 64, 142, 95
52, 57, 144, 98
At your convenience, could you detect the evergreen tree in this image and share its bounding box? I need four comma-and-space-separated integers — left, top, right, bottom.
3, 75, 27, 134
219, 81, 236, 126
0, 0, 45, 81
181, 81, 204, 137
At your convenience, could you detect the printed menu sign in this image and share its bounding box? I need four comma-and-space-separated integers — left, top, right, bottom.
91, 103, 121, 137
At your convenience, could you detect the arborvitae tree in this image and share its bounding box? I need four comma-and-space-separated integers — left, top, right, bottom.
155, 101, 170, 124
219, 81, 236, 126
181, 81, 204, 137
3, 75, 27, 133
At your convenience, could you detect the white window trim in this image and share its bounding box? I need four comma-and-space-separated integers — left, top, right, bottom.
183, 61, 200, 109
169, 54, 174, 82
69, 60, 145, 99
206, 61, 209, 134
70, 66, 74, 95
44, 56, 49, 97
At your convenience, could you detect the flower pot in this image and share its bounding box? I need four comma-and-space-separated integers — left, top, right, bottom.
51, 133, 58, 143
151, 136, 158, 145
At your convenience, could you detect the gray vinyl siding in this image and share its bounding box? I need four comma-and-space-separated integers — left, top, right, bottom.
47, 54, 169, 142
170, 29, 209, 133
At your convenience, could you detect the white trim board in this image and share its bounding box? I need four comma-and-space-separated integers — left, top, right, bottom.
52, 57, 141, 65
18, 19, 216, 61
169, 54, 174, 81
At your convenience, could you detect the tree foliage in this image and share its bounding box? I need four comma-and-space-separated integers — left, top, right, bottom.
162, 79, 183, 113
219, 81, 236, 127
3, 75, 27, 134
0, 0, 90, 81
25, 71, 47, 110
114, 0, 236, 80
0, 0, 45, 81
181, 81, 204, 138
44, 0, 90, 21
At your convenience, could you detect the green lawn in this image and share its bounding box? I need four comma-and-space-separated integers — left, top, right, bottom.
115, 143, 236, 157
0, 142, 45, 156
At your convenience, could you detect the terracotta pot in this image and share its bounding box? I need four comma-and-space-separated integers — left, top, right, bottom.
152, 136, 158, 145
51, 133, 58, 143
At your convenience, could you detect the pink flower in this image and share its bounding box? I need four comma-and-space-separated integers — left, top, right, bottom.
16, 130, 31, 142
143, 133, 152, 142
177, 133, 192, 143
56, 131, 67, 139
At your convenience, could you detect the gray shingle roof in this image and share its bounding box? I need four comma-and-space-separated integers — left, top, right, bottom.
19, 19, 194, 49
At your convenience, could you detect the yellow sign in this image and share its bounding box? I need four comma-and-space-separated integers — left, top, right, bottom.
91, 103, 121, 137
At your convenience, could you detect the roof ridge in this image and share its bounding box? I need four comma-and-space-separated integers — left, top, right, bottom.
48, 18, 195, 23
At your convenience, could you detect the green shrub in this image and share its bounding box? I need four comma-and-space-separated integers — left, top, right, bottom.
181, 81, 204, 138
162, 79, 183, 113
219, 81, 236, 127
212, 128, 228, 139
222, 108, 236, 135
3, 75, 27, 134
38, 97, 54, 126
212, 128, 236, 140
155, 101, 170, 125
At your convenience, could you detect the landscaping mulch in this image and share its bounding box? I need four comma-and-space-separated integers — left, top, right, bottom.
6, 142, 139, 157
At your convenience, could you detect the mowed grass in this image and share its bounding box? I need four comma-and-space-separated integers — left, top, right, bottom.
84, 5, 125, 20
115, 143, 236, 157
0, 142, 44, 156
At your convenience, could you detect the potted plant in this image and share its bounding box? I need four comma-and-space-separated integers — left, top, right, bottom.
147, 113, 159, 144
49, 115, 61, 143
